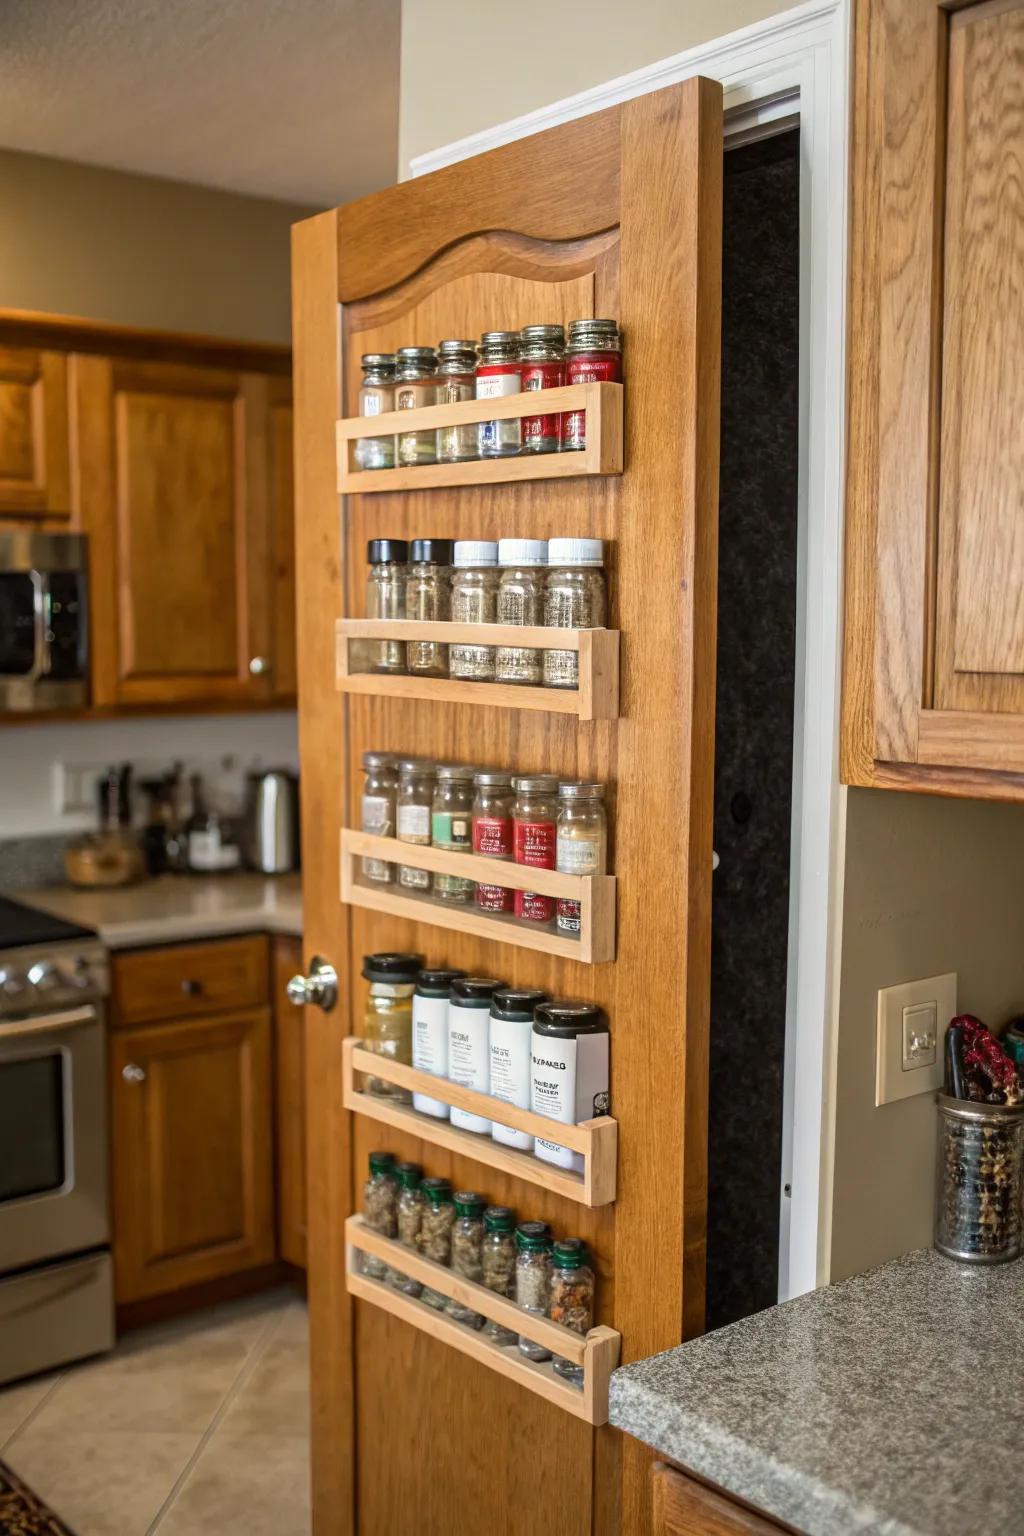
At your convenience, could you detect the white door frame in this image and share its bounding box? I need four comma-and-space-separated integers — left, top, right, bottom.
408, 0, 851, 1303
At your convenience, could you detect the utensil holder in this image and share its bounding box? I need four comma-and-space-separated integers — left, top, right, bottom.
935, 1094, 1024, 1264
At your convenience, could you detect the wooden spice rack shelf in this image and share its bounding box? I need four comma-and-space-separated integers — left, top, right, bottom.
336, 381, 623, 493
340, 829, 616, 964
342, 1037, 617, 1207
336, 619, 620, 721
346, 1215, 621, 1424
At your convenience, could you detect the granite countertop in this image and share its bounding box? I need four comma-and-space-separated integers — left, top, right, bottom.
18, 872, 302, 949
610, 1248, 1024, 1536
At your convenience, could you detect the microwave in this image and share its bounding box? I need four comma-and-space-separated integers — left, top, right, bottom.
0, 531, 89, 711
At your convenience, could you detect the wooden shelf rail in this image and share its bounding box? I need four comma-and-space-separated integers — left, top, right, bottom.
346, 1215, 621, 1424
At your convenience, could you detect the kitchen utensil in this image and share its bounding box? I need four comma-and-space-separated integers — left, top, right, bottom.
242, 769, 299, 873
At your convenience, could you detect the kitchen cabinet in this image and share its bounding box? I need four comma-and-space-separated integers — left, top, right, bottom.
651, 1464, 792, 1536
843, 0, 1024, 795
272, 934, 306, 1267
0, 345, 70, 520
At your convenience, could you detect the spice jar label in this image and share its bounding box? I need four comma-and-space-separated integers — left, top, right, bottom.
514, 820, 555, 867
473, 815, 512, 859
431, 812, 470, 846
556, 835, 602, 875
397, 804, 430, 840
362, 794, 393, 836
476, 884, 514, 913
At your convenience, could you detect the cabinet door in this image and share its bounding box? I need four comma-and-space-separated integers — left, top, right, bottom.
0, 347, 70, 519
268, 381, 297, 701
273, 936, 306, 1266
111, 1007, 275, 1303
651, 1464, 791, 1536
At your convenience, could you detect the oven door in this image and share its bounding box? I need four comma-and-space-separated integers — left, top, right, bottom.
0, 1004, 109, 1274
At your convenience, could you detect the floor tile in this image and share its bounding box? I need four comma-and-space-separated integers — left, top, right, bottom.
219, 1340, 309, 1439
155, 1431, 310, 1536
0, 1373, 59, 1448
271, 1300, 309, 1346
4, 1428, 199, 1536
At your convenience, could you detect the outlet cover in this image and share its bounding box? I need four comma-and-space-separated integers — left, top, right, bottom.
876, 973, 957, 1106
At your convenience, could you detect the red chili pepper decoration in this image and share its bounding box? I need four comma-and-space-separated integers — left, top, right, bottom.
950, 1014, 1022, 1105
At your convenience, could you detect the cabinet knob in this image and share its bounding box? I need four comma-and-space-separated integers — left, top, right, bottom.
287, 956, 338, 1013
122, 1063, 146, 1083
180, 978, 203, 997
249, 656, 271, 676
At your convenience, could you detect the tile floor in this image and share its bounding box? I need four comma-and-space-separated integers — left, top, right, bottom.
0, 1287, 310, 1536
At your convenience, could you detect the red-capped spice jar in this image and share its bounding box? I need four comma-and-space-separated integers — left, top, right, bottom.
476, 331, 523, 458
519, 324, 565, 455
512, 775, 558, 925
472, 771, 515, 913
561, 319, 622, 451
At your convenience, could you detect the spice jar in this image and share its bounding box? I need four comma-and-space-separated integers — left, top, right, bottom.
520, 324, 566, 454
515, 1221, 553, 1361
419, 1177, 455, 1309
494, 539, 548, 686
490, 987, 549, 1151
543, 538, 607, 690
362, 952, 424, 1099
405, 539, 453, 677
472, 771, 515, 914
482, 1205, 518, 1346
436, 340, 478, 463
391, 1160, 425, 1297
550, 1238, 595, 1385
365, 538, 408, 675
354, 354, 396, 471
447, 1191, 486, 1328
360, 751, 397, 884
476, 331, 522, 458
396, 758, 436, 891
412, 967, 467, 1120
431, 765, 474, 905
360, 1150, 397, 1279
395, 346, 438, 466
448, 976, 504, 1134
449, 541, 499, 681
513, 775, 558, 925
561, 319, 622, 451
556, 782, 607, 935
532, 1001, 610, 1171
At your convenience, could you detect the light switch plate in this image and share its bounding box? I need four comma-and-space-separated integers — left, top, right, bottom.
876, 973, 957, 1106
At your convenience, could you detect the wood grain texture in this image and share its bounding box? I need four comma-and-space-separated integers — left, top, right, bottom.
269, 381, 298, 701
651, 1463, 793, 1536
273, 934, 307, 1267
0, 347, 70, 518
0, 307, 291, 375
111, 935, 268, 1027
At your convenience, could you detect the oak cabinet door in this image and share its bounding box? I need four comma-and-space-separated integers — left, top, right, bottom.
268, 384, 297, 702
272, 935, 306, 1267
111, 1007, 275, 1304
0, 347, 70, 519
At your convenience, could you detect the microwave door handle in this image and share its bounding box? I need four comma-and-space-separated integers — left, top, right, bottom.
0, 1005, 98, 1040
28, 568, 48, 682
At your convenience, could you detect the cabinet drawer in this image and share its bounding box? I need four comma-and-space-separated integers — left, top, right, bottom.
112, 935, 268, 1026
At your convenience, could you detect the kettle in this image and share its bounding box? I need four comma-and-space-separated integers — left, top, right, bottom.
243, 769, 300, 873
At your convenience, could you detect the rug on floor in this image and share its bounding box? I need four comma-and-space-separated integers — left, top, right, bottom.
0, 1460, 77, 1536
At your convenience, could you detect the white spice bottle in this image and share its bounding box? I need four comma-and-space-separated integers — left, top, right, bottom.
488, 987, 549, 1151
531, 1001, 610, 1171
448, 977, 504, 1134
411, 968, 467, 1119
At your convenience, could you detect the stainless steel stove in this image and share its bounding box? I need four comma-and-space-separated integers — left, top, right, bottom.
0, 895, 114, 1385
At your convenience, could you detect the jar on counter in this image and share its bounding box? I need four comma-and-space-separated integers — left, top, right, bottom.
513, 775, 558, 925
556, 782, 607, 936
395, 347, 438, 467
472, 770, 515, 914
448, 976, 504, 1135
495, 539, 548, 686
365, 538, 408, 675
360, 1150, 397, 1279
561, 319, 622, 452
515, 1221, 553, 1361
412, 967, 467, 1120
419, 1177, 455, 1309
490, 987, 550, 1151
482, 1205, 518, 1347
449, 541, 499, 681
390, 1160, 425, 1297
532, 1000, 610, 1172
362, 952, 424, 1100
520, 324, 565, 454
436, 340, 479, 463
431, 764, 474, 905
360, 751, 397, 884
354, 354, 396, 471
476, 331, 522, 458
406, 539, 453, 677
396, 758, 436, 891
543, 538, 607, 690
549, 1238, 595, 1385
447, 1191, 487, 1329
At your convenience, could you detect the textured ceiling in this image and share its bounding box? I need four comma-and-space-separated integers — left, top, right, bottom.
0, 0, 401, 206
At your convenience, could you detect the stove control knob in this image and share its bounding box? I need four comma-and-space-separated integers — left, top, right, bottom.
0, 967, 27, 1002
26, 961, 61, 994
62, 956, 94, 990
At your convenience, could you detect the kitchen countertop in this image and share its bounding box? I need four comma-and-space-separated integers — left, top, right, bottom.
18, 872, 302, 949
610, 1247, 1024, 1536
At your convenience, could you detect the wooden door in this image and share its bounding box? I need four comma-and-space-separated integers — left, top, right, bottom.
0, 346, 70, 519
110, 1007, 275, 1303
273, 935, 307, 1266
293, 78, 722, 1536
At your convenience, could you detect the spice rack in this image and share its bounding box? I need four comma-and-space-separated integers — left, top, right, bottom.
346, 1215, 621, 1423
342, 1038, 617, 1207
336, 381, 623, 493
340, 829, 616, 963
336, 619, 620, 721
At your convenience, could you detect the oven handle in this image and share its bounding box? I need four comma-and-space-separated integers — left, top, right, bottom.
0, 1004, 99, 1040
29, 567, 48, 683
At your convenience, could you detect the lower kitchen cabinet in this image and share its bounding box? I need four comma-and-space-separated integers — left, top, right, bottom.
651, 1464, 792, 1536
272, 934, 306, 1266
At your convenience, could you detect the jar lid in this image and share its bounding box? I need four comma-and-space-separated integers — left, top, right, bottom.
437, 763, 474, 781
513, 775, 559, 795
361, 750, 395, 772
498, 538, 548, 567
533, 1000, 609, 1036
454, 1191, 486, 1217
479, 330, 520, 348
558, 781, 605, 800
398, 758, 436, 778
367, 538, 408, 565
361, 952, 425, 983
449, 976, 505, 1006
491, 987, 550, 1022
484, 1204, 516, 1231
395, 1161, 423, 1187
473, 770, 513, 787
520, 324, 565, 344
516, 1220, 552, 1250
552, 1238, 588, 1269
368, 1151, 396, 1174
415, 967, 467, 998
453, 540, 498, 568
438, 339, 477, 357
567, 319, 621, 350
421, 1177, 453, 1203
410, 538, 454, 565
396, 346, 438, 363
547, 537, 604, 567
361, 353, 396, 370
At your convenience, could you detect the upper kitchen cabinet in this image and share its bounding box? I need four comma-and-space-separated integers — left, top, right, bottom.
843, 0, 1024, 795
0, 346, 71, 519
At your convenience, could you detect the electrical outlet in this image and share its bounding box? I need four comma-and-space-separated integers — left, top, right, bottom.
876, 973, 957, 1106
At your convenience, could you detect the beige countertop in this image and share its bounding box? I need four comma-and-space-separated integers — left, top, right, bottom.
19, 872, 303, 950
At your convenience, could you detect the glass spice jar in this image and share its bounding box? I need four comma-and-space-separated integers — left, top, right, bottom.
360, 751, 397, 884
513, 775, 559, 925
549, 1240, 595, 1386
449, 540, 499, 681
472, 770, 515, 914
482, 1205, 518, 1347
515, 1221, 553, 1361
362, 952, 423, 1100
390, 1160, 425, 1297
447, 1191, 487, 1329
365, 538, 408, 675
406, 538, 453, 676
360, 1150, 397, 1279
395, 346, 438, 466
419, 1177, 455, 1309
354, 353, 396, 471
436, 339, 479, 463
520, 324, 566, 454
495, 539, 548, 686
476, 331, 523, 458
561, 319, 622, 451
396, 759, 436, 892
556, 782, 607, 936
543, 538, 607, 690
431, 764, 474, 905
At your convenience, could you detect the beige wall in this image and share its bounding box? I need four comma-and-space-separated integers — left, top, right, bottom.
0, 149, 314, 343
398, 0, 792, 169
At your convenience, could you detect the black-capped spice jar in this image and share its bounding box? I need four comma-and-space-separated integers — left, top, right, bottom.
448, 976, 505, 1135
411, 967, 467, 1120
561, 319, 622, 451
531, 1000, 610, 1172
365, 538, 408, 675
489, 987, 550, 1151
520, 324, 566, 454
361, 951, 424, 1100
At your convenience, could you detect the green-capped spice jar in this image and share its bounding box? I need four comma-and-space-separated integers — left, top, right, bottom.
389, 1160, 425, 1297
419, 1177, 455, 1309
515, 1220, 553, 1361
360, 1150, 397, 1280
482, 1205, 518, 1347
447, 1191, 487, 1329
549, 1238, 595, 1387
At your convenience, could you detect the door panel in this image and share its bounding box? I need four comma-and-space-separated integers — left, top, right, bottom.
269, 385, 297, 701
273, 935, 307, 1267
0, 347, 70, 519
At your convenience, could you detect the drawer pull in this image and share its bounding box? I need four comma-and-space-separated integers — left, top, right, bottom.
122, 1063, 146, 1083
180, 978, 203, 997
